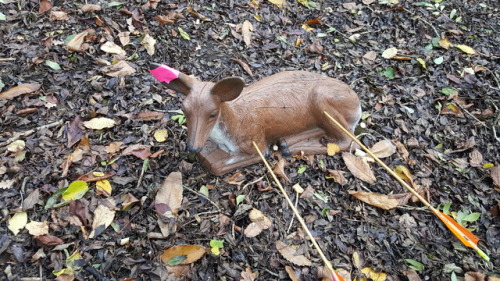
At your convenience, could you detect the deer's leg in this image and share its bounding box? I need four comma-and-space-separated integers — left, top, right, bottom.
278, 128, 326, 156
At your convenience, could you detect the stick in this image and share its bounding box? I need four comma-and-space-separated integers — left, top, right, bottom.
323, 111, 489, 261
252, 142, 343, 281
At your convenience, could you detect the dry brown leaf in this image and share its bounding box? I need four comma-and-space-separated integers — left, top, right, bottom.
438, 38, 450, 50
268, 0, 285, 8
89, 204, 116, 238
275, 241, 312, 266
105, 141, 124, 155
49, 10, 68, 21
241, 267, 257, 281
118, 32, 130, 46
285, 266, 301, 281
273, 158, 290, 183
141, 34, 156, 56
401, 269, 422, 281
491, 166, 500, 187
35, 234, 63, 246
100, 41, 126, 56
39, 0, 52, 13
249, 208, 271, 229
349, 191, 400, 210
230, 58, 254, 77
0, 83, 41, 100
469, 149, 483, 167
370, 140, 396, 158
121, 144, 151, 159
326, 169, 347, 185
464, 272, 485, 281
363, 51, 377, 61
26, 221, 49, 236
159, 245, 206, 265
83, 117, 116, 130
166, 264, 191, 278
244, 222, 263, 238
80, 4, 101, 12
342, 153, 376, 184
104, 60, 136, 77
66, 31, 89, 52
394, 165, 414, 186
155, 172, 183, 215
242, 20, 253, 47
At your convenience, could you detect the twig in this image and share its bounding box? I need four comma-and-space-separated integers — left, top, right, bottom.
416, 16, 440, 37
253, 142, 343, 281
0, 58, 16, 62
184, 185, 222, 212
0, 120, 64, 148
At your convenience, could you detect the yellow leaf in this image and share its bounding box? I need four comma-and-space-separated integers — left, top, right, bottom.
394, 165, 414, 186
361, 267, 387, 281
455, 44, 476, 55
61, 181, 89, 201
83, 117, 116, 130
96, 180, 112, 196
53, 268, 74, 277
438, 38, 450, 49
327, 143, 340, 156
482, 163, 494, 168
268, 0, 285, 8
211, 246, 220, 255
93, 172, 105, 177
416, 58, 427, 70
301, 24, 313, 33
8, 212, 28, 235
154, 129, 168, 142
297, 0, 309, 7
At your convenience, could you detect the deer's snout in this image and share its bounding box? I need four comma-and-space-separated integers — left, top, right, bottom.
187, 143, 203, 153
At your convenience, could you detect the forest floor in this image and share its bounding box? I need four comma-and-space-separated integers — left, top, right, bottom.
0, 0, 499, 280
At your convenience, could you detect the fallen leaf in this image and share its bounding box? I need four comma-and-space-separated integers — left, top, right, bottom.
242, 20, 253, 47
440, 103, 461, 115
39, 0, 52, 13
393, 165, 414, 186
154, 129, 168, 142
327, 143, 340, 156
230, 58, 254, 77
133, 111, 164, 120
49, 10, 69, 21
178, 27, 190, 40
308, 41, 324, 53
67, 116, 84, 147
166, 264, 191, 278
155, 172, 183, 216
455, 44, 476, 54
285, 266, 301, 281
26, 221, 49, 236
438, 38, 450, 49
244, 222, 264, 238
104, 60, 136, 77
349, 191, 400, 210
118, 31, 130, 46
464, 272, 485, 281
241, 267, 257, 281
159, 245, 206, 265
273, 158, 290, 183
370, 140, 396, 158
416, 58, 427, 70
491, 166, 500, 187
105, 141, 124, 155
8, 212, 28, 235
342, 153, 376, 184
83, 117, 116, 130
61, 181, 89, 201
100, 41, 126, 55
35, 234, 64, 246
186, 7, 212, 21
361, 267, 387, 281
363, 51, 377, 61
382, 47, 398, 59
66, 31, 89, 52
7, 140, 25, 153
276, 241, 312, 266
268, 0, 285, 8
0, 83, 41, 100
326, 170, 347, 185
96, 180, 112, 196
89, 204, 116, 238
141, 33, 156, 56
121, 144, 151, 159
80, 4, 101, 12
469, 149, 483, 167
0, 179, 14, 190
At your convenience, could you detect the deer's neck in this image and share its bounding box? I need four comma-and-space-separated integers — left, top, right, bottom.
209, 103, 239, 154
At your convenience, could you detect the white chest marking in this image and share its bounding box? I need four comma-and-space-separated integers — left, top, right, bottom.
209, 121, 240, 154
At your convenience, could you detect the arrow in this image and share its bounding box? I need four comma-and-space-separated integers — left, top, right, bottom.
324, 111, 489, 261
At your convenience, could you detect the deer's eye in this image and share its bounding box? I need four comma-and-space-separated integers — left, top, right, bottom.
209, 112, 218, 118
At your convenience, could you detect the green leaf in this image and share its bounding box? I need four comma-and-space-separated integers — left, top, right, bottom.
416, 58, 427, 70
45, 187, 68, 209
199, 185, 209, 197
236, 195, 245, 205
442, 202, 452, 215
61, 181, 89, 201
297, 0, 310, 8
440, 88, 458, 95
0, 79, 4, 91
178, 27, 191, 40
405, 259, 424, 271
462, 212, 481, 223
381, 67, 395, 79
313, 192, 329, 203
210, 240, 224, 248
45, 60, 61, 70
433, 56, 444, 65
0, 12, 6, 21
167, 255, 187, 266
297, 166, 307, 174
142, 158, 150, 172
451, 272, 458, 281
64, 34, 76, 45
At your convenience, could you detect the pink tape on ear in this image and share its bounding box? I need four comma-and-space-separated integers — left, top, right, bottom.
149, 65, 180, 83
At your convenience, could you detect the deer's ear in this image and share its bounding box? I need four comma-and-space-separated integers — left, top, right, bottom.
149, 63, 193, 95
211, 77, 245, 102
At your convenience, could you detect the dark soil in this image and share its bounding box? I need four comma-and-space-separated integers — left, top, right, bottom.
0, 0, 499, 280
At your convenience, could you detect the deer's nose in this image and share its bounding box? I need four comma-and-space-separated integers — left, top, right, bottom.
187, 143, 203, 153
